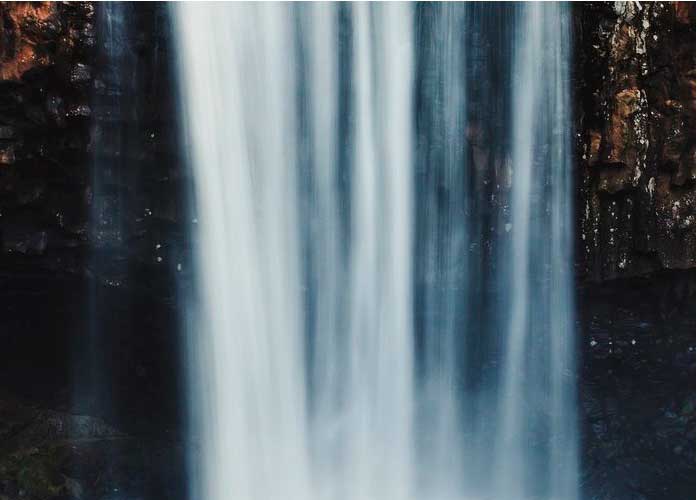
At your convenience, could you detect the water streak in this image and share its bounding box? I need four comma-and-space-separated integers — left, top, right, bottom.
494, 4, 578, 499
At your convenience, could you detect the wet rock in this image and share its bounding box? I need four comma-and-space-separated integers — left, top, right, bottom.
0, 396, 185, 500
0, 146, 16, 165
596, 162, 635, 194
46, 95, 67, 125
576, 1, 696, 280
579, 271, 695, 499
0, 126, 15, 139
674, 2, 695, 25
3, 230, 48, 255
66, 103, 91, 118
0, 3, 59, 81
69, 63, 92, 85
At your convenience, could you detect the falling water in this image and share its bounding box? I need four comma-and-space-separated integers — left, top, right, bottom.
413, 4, 469, 496
175, 3, 576, 500
176, 4, 312, 498
493, 3, 578, 499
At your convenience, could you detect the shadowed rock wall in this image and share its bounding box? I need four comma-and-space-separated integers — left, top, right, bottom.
0, 0, 187, 433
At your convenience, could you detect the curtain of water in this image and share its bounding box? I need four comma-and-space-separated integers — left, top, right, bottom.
494, 4, 578, 499
176, 5, 311, 498
413, 4, 468, 497
175, 3, 576, 500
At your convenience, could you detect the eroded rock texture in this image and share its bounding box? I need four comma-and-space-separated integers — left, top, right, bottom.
576, 1, 695, 281
0, 2, 93, 264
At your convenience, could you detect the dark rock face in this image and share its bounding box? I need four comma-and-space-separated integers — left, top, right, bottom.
0, 2, 93, 267
578, 270, 695, 499
0, 4, 188, 499
0, 394, 185, 500
0, 1, 186, 419
575, 2, 696, 281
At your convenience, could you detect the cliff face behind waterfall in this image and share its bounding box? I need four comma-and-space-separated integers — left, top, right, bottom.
0, 2, 692, 284
0, 3, 693, 500
576, 1, 695, 281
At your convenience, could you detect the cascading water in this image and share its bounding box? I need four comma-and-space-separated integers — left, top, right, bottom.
413, 6, 468, 496
493, 3, 578, 499
176, 5, 312, 498
175, 3, 577, 500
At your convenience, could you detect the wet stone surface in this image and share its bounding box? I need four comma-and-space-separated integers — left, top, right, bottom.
578, 270, 695, 499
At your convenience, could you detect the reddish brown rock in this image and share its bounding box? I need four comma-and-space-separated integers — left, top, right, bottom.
576, 1, 696, 281
0, 3, 58, 81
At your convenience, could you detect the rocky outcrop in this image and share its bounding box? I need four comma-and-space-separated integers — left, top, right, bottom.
0, 2, 186, 281
576, 2, 695, 281
0, 394, 185, 500
0, 2, 94, 267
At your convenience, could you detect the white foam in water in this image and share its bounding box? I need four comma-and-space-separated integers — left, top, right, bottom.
174, 3, 577, 500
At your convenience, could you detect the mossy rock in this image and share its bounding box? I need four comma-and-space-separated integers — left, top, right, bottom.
1, 446, 66, 499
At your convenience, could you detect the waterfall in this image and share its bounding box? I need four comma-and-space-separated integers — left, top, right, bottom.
493, 4, 578, 499
174, 3, 577, 500
413, 4, 471, 496
176, 4, 312, 498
